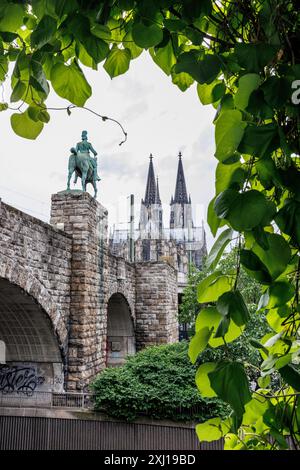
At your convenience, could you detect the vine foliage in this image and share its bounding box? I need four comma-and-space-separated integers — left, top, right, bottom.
1, 0, 300, 449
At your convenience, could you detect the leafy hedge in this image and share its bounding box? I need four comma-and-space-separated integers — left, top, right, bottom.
91, 341, 229, 422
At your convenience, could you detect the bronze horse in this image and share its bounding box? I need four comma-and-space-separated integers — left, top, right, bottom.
67, 148, 97, 198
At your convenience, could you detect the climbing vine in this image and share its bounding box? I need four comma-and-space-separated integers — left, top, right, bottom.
1, 0, 300, 449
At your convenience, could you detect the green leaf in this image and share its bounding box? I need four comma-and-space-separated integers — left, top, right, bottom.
266, 310, 285, 334
163, 19, 186, 32
81, 37, 109, 64
214, 189, 271, 231
234, 73, 261, 110
0, 55, 8, 81
91, 24, 112, 41
239, 123, 279, 159
275, 354, 292, 370
132, 23, 163, 48
249, 339, 269, 355
30, 60, 49, 97
240, 249, 272, 284
206, 228, 233, 270
38, 108, 50, 123
171, 71, 194, 92
10, 80, 26, 103
55, 0, 78, 18
261, 76, 291, 108
0, 102, 8, 111
196, 418, 227, 443
195, 306, 244, 347
123, 31, 143, 59
209, 362, 252, 418
243, 395, 269, 426
50, 60, 92, 106
27, 105, 40, 122
251, 234, 291, 280
214, 315, 230, 338
256, 157, 281, 190
279, 365, 300, 392
31, 15, 57, 49
215, 161, 245, 195
235, 43, 278, 73
267, 282, 294, 308
0, 3, 24, 33
68, 14, 109, 64
207, 196, 224, 236
77, 43, 97, 69
197, 81, 225, 105
31, 0, 56, 18
195, 362, 217, 398
215, 110, 246, 162
275, 199, 300, 247
188, 327, 213, 364
11, 109, 44, 140
213, 189, 239, 219
197, 272, 234, 303
258, 375, 271, 388
104, 48, 131, 78
217, 291, 250, 327
150, 41, 176, 76
175, 52, 221, 84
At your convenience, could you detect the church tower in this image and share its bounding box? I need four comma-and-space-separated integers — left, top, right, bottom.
170, 152, 193, 240
139, 155, 163, 239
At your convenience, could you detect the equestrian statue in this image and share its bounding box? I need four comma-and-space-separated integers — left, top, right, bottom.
67, 130, 100, 198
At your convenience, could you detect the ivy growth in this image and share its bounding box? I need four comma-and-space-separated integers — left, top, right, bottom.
1, 0, 300, 449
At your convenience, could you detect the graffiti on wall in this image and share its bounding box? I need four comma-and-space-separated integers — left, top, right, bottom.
0, 365, 45, 395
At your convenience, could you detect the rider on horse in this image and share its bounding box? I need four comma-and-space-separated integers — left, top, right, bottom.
76, 130, 100, 182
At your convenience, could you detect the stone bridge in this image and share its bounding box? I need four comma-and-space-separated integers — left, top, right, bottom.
0, 192, 178, 394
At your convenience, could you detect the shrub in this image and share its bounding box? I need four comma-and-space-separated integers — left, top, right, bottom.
91, 341, 229, 422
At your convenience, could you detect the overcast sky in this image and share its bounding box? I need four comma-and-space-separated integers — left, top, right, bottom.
0, 52, 217, 249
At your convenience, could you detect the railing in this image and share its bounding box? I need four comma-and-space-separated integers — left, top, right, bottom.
0, 391, 95, 409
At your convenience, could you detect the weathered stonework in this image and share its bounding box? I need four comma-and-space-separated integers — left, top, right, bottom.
135, 262, 178, 348
0, 192, 178, 393
50, 191, 108, 390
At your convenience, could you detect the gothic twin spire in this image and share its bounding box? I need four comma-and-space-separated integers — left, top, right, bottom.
143, 154, 161, 206
143, 152, 190, 207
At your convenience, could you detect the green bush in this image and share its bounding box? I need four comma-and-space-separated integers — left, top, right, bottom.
91, 341, 229, 422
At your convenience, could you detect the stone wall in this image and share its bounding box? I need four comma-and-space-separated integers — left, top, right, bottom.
0, 199, 72, 354
0, 192, 179, 393
135, 262, 178, 349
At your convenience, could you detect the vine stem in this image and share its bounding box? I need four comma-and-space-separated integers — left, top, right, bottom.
47, 104, 127, 146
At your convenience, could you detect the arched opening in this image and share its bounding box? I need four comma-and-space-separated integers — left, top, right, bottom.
106, 293, 135, 367
0, 278, 64, 403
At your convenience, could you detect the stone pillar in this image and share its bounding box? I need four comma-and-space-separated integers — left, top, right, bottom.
135, 261, 178, 349
50, 191, 108, 390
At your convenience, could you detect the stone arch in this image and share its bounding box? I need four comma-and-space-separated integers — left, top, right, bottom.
106, 292, 136, 367
0, 256, 68, 353
0, 257, 68, 396
107, 286, 135, 323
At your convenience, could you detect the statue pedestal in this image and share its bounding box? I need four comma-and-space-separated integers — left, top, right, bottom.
50, 191, 108, 390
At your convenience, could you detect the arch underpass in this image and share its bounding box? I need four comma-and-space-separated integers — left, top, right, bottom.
106, 293, 136, 367
0, 278, 64, 400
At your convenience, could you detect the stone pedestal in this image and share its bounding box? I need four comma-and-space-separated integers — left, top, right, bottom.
50, 191, 108, 390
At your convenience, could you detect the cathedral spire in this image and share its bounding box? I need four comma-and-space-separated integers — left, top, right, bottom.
173, 152, 189, 204
144, 154, 156, 206
155, 177, 161, 205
